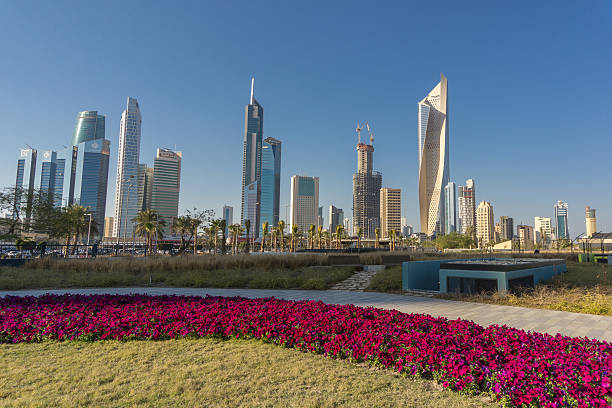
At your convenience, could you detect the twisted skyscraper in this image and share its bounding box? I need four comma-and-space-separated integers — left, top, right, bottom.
418, 74, 449, 236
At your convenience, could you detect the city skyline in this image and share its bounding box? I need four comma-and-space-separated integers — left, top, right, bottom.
1, 2, 610, 237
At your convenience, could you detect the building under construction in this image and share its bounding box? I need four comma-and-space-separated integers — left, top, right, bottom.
352, 123, 382, 239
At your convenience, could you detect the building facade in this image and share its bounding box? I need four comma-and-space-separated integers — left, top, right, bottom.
259, 137, 281, 234
137, 164, 154, 212
103, 217, 114, 239
517, 225, 535, 250
586, 206, 597, 238
241, 79, 264, 238
290, 175, 319, 233
444, 181, 457, 234
113, 97, 142, 239
223, 205, 233, 236
71, 110, 110, 239
418, 74, 449, 236
150, 148, 182, 235
353, 134, 382, 239
379, 188, 401, 239
476, 201, 494, 247
554, 201, 569, 240
329, 205, 344, 232
458, 179, 476, 236
499, 216, 514, 242
534, 217, 553, 246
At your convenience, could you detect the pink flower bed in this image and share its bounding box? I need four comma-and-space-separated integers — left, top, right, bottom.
0, 294, 610, 407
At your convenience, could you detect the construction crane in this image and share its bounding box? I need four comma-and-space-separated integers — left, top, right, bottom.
356, 121, 369, 145
366, 123, 374, 145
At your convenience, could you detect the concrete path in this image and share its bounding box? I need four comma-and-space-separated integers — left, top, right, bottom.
1, 287, 610, 342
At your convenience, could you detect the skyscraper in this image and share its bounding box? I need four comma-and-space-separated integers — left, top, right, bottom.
444, 182, 457, 234
14, 148, 37, 220
259, 136, 281, 234
329, 205, 344, 232
499, 216, 514, 241
476, 201, 494, 247
517, 224, 535, 249
352, 125, 382, 238
72, 110, 110, 239
113, 97, 142, 239
554, 201, 569, 240
137, 164, 154, 212
150, 148, 182, 235
241, 78, 264, 238
418, 74, 449, 236
223, 205, 233, 236
586, 206, 597, 238
380, 188, 401, 239
534, 217, 553, 245
458, 179, 476, 236
290, 175, 319, 232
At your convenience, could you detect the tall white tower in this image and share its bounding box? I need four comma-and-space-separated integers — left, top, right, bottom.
418, 74, 449, 236
113, 97, 142, 239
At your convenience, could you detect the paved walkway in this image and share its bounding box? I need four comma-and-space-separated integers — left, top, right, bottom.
1, 288, 610, 342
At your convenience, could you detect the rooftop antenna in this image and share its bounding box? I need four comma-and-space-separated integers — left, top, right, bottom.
250, 77, 255, 104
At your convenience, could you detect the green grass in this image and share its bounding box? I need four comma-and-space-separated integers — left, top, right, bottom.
0, 339, 495, 408
0, 262, 354, 291
365, 265, 403, 292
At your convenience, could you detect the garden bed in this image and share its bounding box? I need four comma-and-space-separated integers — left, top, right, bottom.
1, 294, 609, 407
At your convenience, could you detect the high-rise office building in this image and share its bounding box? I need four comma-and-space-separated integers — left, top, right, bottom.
380, 188, 401, 238
103, 217, 114, 239
290, 176, 319, 233
444, 182, 457, 234
517, 225, 535, 249
113, 97, 142, 239
353, 126, 382, 238
137, 164, 154, 212
72, 110, 110, 239
586, 206, 597, 238
259, 137, 281, 234
329, 205, 344, 232
499, 216, 514, 241
241, 79, 264, 238
458, 179, 476, 236
418, 74, 449, 236
534, 217, 553, 245
54, 146, 78, 208
14, 148, 37, 220
554, 201, 569, 240
476, 201, 494, 247
150, 148, 182, 235
223, 205, 233, 236
343, 217, 352, 236
317, 206, 324, 228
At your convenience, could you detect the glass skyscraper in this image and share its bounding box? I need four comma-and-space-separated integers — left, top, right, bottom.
444, 181, 457, 233
150, 148, 182, 235
72, 110, 110, 239
241, 79, 264, 238
14, 148, 37, 220
113, 97, 142, 239
554, 201, 569, 240
259, 137, 281, 234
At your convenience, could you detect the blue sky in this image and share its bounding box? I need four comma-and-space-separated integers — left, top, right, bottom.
0, 1, 610, 236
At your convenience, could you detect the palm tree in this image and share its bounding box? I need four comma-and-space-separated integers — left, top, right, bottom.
271, 226, 278, 252
335, 224, 344, 249
172, 216, 193, 253
229, 224, 243, 255
290, 224, 298, 252
322, 230, 330, 250
244, 219, 251, 254
218, 219, 227, 254
209, 219, 220, 254
277, 220, 286, 252
261, 221, 269, 253
308, 224, 315, 250
357, 227, 363, 249
317, 225, 323, 249
375, 228, 380, 249
389, 229, 397, 251
133, 209, 164, 254
60, 204, 92, 256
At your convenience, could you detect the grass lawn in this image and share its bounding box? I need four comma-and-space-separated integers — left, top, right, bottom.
0, 339, 495, 408
365, 265, 403, 293
0, 262, 354, 291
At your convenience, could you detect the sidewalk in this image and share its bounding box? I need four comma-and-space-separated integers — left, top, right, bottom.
1, 287, 610, 342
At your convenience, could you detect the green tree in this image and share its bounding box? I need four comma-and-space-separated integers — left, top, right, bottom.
335, 224, 344, 249
229, 224, 243, 254
356, 227, 362, 249
244, 219, 251, 254
133, 210, 165, 254
261, 221, 269, 253
277, 220, 286, 252
290, 224, 299, 252
308, 224, 315, 250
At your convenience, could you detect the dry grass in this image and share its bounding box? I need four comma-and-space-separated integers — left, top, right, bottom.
365, 266, 403, 293
439, 262, 612, 316
0, 339, 495, 408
